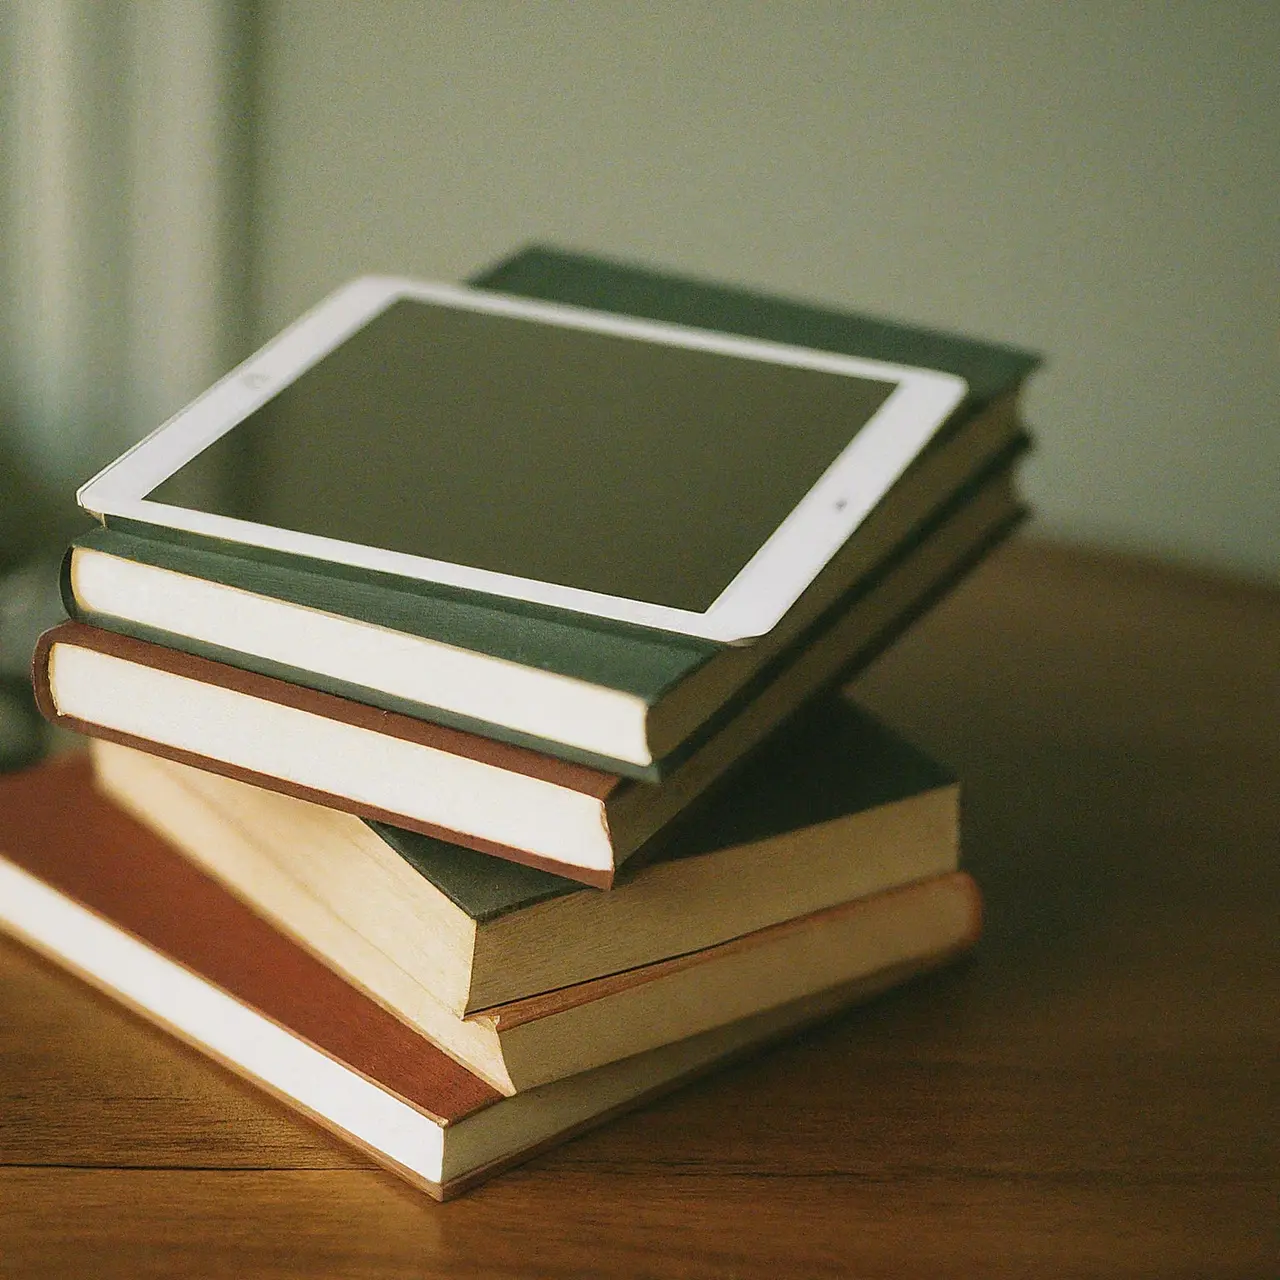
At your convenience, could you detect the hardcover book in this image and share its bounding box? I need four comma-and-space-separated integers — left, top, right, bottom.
0, 758, 981, 1199
37, 466, 1023, 886
83, 751, 965, 1095
65, 247, 1037, 778
90, 693, 960, 1071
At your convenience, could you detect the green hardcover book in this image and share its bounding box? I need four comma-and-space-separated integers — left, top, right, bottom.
63, 247, 1038, 777
480, 245, 1037, 408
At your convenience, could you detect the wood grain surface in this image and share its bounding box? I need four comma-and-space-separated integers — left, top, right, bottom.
2, 538, 1277, 1278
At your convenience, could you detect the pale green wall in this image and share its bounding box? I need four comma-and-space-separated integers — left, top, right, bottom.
252, 2, 1278, 579
0, 0, 250, 497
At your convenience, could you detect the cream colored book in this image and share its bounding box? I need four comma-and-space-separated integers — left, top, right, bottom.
93, 692, 959, 1089
0, 758, 981, 1200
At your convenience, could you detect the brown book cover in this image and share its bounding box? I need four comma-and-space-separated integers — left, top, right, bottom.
1, 754, 499, 1123
0, 756, 981, 1199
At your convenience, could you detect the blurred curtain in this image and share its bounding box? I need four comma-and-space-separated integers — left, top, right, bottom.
0, 0, 253, 514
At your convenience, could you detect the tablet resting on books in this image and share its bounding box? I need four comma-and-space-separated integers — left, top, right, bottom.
77, 277, 965, 644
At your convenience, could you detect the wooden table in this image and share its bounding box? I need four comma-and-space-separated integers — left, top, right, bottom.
2, 539, 1277, 1278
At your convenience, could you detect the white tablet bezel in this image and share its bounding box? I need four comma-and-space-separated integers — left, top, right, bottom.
77, 277, 967, 644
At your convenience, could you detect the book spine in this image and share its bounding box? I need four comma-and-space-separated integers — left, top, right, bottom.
648, 438, 1027, 782
616, 490, 1026, 874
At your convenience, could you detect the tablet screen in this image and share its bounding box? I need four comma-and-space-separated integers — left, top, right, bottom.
148, 300, 895, 612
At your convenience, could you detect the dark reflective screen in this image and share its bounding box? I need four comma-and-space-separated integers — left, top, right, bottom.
149, 300, 894, 611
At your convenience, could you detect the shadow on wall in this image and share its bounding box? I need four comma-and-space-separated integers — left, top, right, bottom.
0, 421, 85, 769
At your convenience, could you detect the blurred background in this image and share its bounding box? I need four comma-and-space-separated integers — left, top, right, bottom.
0, 1, 1277, 759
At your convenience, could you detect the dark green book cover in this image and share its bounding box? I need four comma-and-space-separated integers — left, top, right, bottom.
369, 694, 956, 924
475, 245, 1040, 411
66, 523, 709, 706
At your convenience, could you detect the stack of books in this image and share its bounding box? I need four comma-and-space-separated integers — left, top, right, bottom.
2, 247, 1038, 1199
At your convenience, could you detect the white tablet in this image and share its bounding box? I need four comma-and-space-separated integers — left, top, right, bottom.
78, 278, 966, 644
